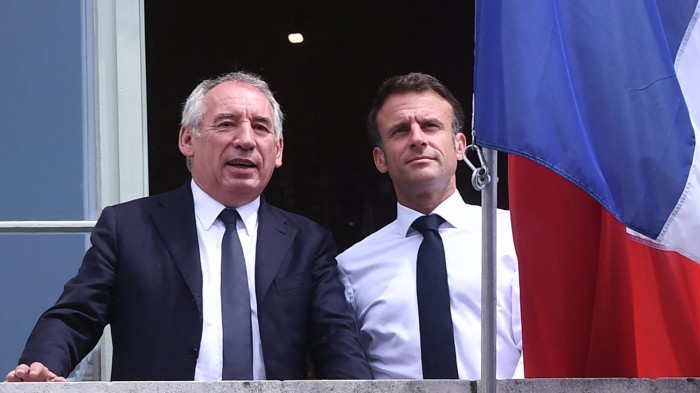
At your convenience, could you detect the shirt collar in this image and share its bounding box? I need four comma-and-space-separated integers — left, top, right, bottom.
191, 180, 260, 235
396, 190, 473, 237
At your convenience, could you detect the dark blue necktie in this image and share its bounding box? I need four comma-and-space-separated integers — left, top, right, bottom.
219, 208, 253, 380
412, 214, 459, 379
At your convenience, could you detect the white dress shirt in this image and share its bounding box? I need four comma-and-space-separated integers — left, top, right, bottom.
190, 180, 266, 381
337, 191, 523, 380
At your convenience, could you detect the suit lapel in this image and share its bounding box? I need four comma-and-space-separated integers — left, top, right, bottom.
255, 200, 296, 303
149, 183, 203, 313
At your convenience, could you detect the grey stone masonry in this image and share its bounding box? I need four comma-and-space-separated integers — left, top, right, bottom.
1, 379, 700, 393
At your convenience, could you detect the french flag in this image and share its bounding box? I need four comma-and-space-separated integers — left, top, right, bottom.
474, 0, 700, 377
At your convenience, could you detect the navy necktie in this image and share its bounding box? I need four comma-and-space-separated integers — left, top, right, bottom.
219, 208, 253, 380
412, 214, 459, 379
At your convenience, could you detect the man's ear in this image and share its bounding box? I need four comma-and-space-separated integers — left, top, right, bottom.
179, 126, 194, 157
275, 138, 284, 168
454, 132, 467, 160
373, 146, 388, 173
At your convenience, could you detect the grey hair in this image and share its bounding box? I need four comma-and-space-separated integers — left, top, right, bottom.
181, 71, 284, 141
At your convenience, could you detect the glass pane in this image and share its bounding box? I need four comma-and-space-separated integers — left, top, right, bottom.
0, 233, 88, 377
0, 0, 96, 221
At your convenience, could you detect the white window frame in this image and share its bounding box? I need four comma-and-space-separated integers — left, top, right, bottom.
0, 0, 148, 381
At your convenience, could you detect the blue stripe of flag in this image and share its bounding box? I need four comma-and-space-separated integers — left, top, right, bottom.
474, 0, 697, 239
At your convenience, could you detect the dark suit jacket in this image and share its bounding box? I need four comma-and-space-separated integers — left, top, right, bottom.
19, 184, 371, 380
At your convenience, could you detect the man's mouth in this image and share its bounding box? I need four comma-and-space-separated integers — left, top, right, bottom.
226, 159, 256, 168
408, 156, 433, 164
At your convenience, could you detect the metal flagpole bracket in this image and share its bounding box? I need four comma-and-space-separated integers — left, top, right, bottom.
463, 131, 492, 190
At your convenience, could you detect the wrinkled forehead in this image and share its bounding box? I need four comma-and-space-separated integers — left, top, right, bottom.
379, 91, 454, 122
204, 81, 273, 117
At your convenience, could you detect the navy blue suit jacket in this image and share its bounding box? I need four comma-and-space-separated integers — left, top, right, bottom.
19, 184, 371, 380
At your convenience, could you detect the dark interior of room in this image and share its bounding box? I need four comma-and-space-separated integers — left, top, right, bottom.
144, 0, 508, 251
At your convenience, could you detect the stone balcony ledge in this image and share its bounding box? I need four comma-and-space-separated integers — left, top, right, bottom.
2, 378, 700, 393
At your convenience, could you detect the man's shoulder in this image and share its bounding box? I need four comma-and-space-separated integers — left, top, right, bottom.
455, 201, 514, 234
100, 184, 192, 221
112, 184, 190, 208
260, 201, 330, 234
337, 220, 398, 262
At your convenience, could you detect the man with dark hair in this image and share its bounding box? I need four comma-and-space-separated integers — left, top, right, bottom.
338, 72, 522, 380
7, 71, 371, 382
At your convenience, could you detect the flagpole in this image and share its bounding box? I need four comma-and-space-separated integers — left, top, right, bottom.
480, 147, 497, 393
471, 0, 496, 386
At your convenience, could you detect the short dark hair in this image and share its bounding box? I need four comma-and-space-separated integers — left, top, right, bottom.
367, 72, 465, 147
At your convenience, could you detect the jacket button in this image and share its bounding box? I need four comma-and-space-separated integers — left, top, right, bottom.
190, 348, 199, 359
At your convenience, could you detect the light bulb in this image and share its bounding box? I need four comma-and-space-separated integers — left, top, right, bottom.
288, 33, 304, 44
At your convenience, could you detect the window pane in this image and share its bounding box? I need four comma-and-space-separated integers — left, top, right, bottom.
0, 233, 88, 376
0, 0, 96, 221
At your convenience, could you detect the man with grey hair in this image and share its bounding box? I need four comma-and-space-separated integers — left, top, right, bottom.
7, 71, 371, 382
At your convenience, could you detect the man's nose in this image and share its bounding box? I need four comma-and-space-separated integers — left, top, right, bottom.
409, 123, 426, 145
233, 122, 255, 149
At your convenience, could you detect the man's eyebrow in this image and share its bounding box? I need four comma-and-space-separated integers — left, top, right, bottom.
212, 113, 272, 128
419, 115, 443, 124
252, 115, 272, 127
213, 113, 239, 122
388, 119, 409, 131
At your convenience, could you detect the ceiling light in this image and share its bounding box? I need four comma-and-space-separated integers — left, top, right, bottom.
288, 33, 304, 44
